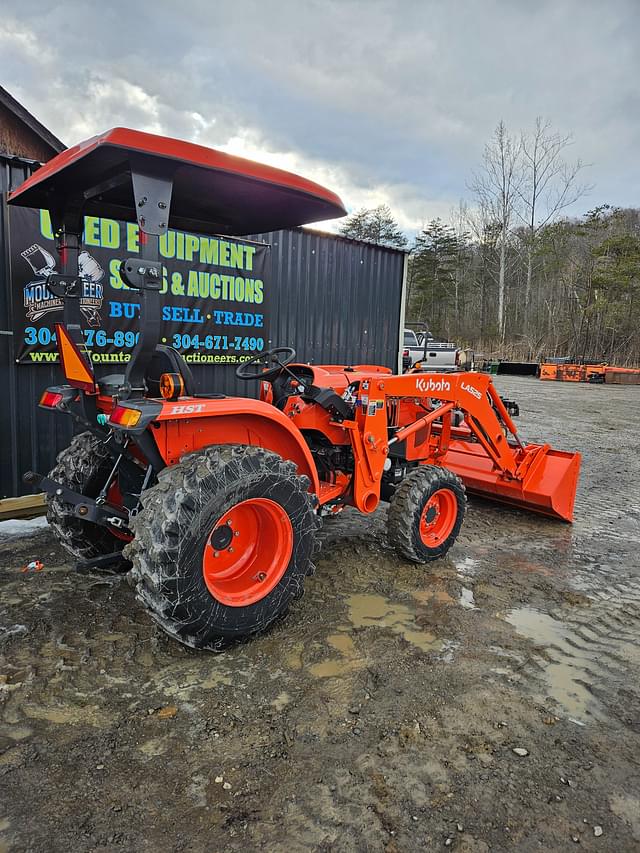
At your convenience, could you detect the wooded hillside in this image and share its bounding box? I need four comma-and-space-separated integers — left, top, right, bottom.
406, 204, 640, 364
340, 120, 640, 365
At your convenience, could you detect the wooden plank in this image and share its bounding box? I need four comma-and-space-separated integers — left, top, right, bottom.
0, 493, 46, 521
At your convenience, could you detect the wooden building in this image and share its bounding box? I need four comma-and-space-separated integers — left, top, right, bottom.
0, 85, 64, 161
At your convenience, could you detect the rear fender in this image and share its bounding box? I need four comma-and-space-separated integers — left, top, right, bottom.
153, 396, 320, 494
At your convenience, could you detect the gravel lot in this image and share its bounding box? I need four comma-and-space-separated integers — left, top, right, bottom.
1, 375, 639, 852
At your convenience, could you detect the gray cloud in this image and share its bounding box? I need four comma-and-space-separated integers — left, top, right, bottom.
2, 0, 638, 232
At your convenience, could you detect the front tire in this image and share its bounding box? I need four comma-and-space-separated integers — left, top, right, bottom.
125, 445, 320, 650
388, 465, 465, 563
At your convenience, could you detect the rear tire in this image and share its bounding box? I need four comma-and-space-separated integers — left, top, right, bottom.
125, 445, 320, 651
388, 465, 465, 563
47, 431, 128, 561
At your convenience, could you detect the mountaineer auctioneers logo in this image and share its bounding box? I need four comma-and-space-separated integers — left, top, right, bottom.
21, 244, 104, 327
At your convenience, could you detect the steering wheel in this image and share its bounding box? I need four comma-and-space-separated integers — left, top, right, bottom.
235, 346, 297, 381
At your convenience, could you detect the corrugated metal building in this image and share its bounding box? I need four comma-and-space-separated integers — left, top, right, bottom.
1, 154, 407, 498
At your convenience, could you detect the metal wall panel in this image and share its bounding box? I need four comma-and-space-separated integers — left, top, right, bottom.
1, 157, 76, 498
0, 155, 405, 497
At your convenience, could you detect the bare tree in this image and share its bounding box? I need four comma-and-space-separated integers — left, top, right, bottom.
463, 198, 501, 342
470, 122, 523, 342
450, 201, 472, 322
517, 117, 591, 334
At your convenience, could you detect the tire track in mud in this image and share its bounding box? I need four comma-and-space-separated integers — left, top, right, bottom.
486, 379, 640, 724
501, 573, 640, 723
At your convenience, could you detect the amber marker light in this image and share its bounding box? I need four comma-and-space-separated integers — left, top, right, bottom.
109, 405, 142, 428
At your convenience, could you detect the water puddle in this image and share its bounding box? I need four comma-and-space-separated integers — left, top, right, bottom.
309, 632, 363, 679
308, 658, 360, 679
459, 588, 476, 610
283, 643, 304, 671
454, 557, 481, 579
147, 661, 234, 698
346, 594, 441, 653
100, 632, 128, 643
201, 670, 234, 691
412, 587, 454, 605
22, 702, 103, 726
326, 633, 356, 655
505, 606, 603, 722
0, 725, 32, 741
270, 691, 292, 711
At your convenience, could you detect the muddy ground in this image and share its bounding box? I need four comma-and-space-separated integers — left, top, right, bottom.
1, 376, 639, 852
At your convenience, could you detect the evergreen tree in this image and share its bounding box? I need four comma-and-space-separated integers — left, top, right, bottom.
407, 219, 461, 336
339, 204, 408, 249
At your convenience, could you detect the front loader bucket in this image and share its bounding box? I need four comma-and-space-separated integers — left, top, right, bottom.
440, 440, 581, 522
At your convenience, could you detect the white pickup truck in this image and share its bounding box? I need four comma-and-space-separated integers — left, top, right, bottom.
401, 328, 468, 372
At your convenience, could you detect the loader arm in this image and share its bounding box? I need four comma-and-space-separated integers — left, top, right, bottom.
347, 371, 580, 522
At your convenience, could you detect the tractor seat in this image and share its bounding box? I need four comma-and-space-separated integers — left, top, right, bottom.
97, 345, 197, 397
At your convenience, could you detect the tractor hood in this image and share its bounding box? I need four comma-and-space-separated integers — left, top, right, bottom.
8, 127, 347, 236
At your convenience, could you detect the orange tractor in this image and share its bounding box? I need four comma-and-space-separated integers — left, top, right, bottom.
9, 129, 581, 650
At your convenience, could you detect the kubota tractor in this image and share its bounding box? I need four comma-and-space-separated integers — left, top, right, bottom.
9, 128, 581, 650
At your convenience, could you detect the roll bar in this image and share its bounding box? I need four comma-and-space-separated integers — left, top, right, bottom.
45, 159, 173, 398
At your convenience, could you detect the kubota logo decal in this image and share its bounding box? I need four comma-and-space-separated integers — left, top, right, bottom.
461, 382, 482, 400
416, 377, 451, 393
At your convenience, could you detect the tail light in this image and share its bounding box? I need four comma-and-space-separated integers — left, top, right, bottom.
403, 348, 409, 357
109, 405, 142, 428
39, 390, 64, 408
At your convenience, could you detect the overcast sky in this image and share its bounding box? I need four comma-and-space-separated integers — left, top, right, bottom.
2, 0, 638, 234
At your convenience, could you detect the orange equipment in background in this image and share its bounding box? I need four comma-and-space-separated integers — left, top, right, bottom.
540, 363, 640, 384
605, 367, 640, 385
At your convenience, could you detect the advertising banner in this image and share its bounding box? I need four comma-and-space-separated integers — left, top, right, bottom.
10, 207, 270, 367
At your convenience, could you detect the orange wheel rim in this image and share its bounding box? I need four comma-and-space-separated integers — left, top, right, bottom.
419, 488, 457, 547
202, 498, 293, 607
